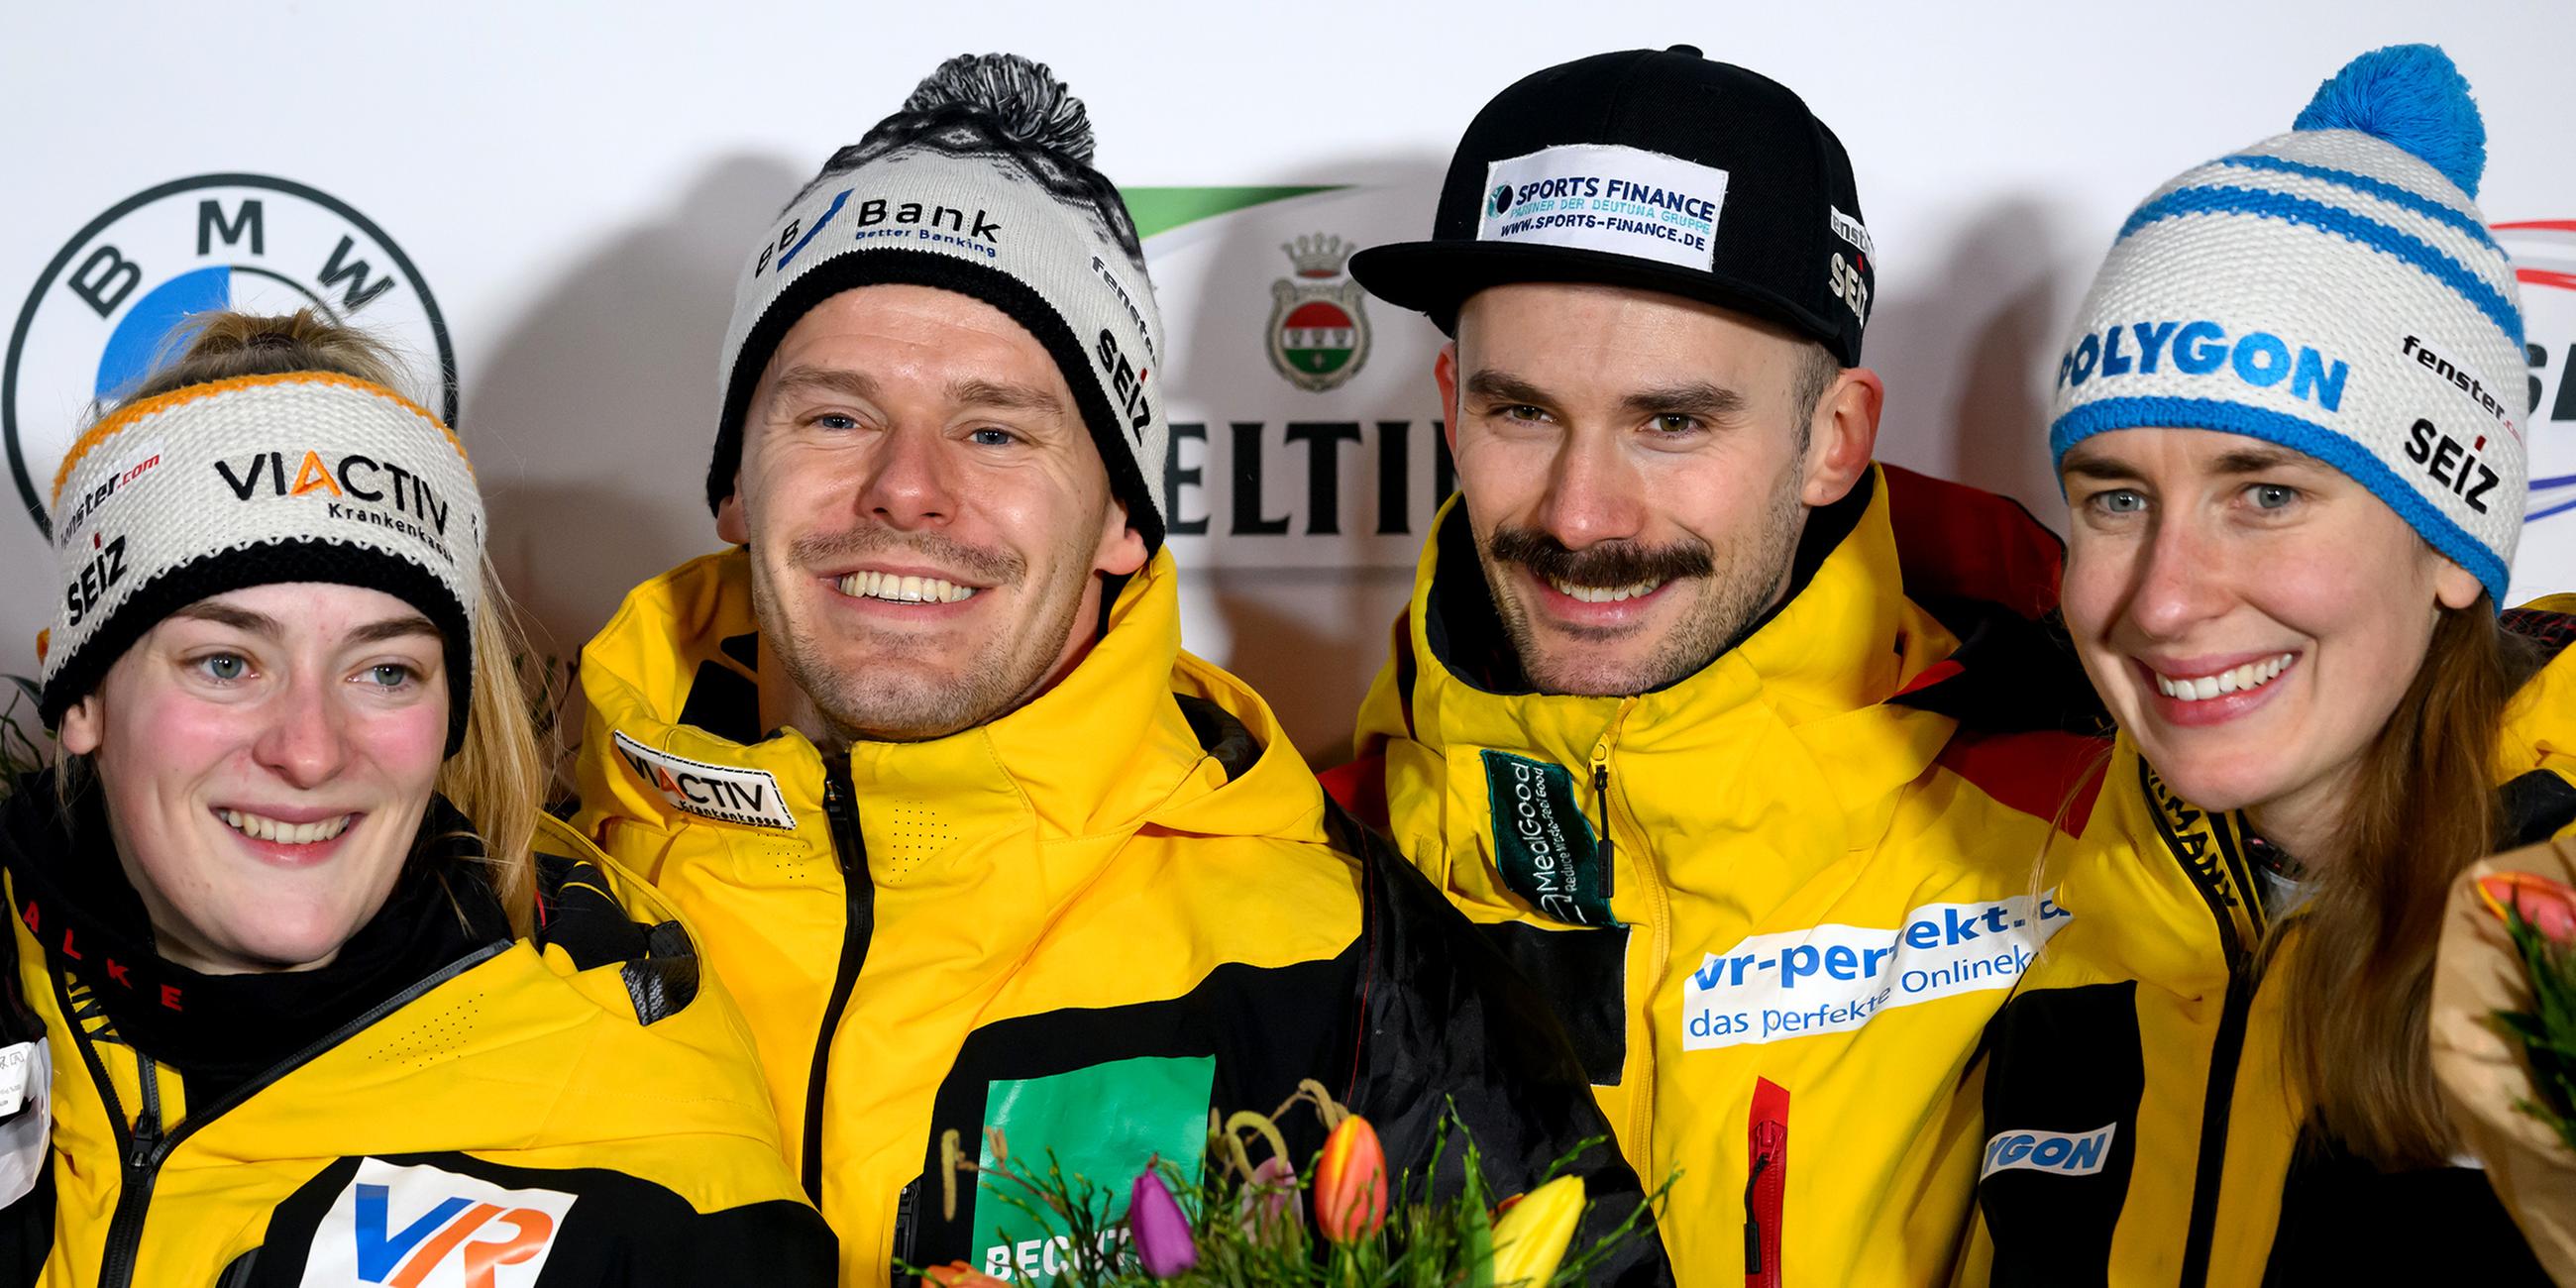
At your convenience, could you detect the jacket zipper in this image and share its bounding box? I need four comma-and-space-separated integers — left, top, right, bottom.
67, 944, 505, 1288
805, 757, 874, 1210
1588, 746, 1616, 904
2140, 756, 2258, 1287
1591, 699, 1662, 1152
1744, 1077, 1788, 1288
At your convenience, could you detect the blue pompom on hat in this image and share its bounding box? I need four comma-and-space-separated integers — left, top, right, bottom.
2048, 44, 2528, 605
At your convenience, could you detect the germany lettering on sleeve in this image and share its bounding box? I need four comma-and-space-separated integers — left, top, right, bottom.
1680, 894, 2072, 1049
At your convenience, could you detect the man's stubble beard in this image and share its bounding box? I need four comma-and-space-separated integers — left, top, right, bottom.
750, 523, 1098, 744
1484, 454, 1808, 697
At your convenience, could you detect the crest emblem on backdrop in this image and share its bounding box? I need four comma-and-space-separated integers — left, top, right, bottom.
1266, 234, 1371, 392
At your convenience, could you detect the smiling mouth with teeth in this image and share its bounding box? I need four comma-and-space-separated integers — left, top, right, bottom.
219, 809, 354, 845
835, 570, 981, 604
2152, 653, 2296, 702
1545, 575, 1665, 604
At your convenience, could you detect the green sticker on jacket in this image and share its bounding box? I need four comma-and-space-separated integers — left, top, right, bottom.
1481, 750, 1617, 926
970, 1055, 1216, 1284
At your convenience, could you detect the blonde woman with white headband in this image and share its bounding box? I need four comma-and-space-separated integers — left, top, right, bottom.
0, 311, 831, 1286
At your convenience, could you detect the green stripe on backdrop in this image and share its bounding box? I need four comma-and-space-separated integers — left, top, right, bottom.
1125, 186, 1344, 240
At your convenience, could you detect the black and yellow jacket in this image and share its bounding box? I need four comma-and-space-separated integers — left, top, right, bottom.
1342, 466, 2106, 1286
572, 548, 1664, 1287
1965, 605, 2576, 1286
0, 783, 833, 1288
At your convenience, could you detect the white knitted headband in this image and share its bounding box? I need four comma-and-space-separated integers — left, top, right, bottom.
40, 372, 485, 751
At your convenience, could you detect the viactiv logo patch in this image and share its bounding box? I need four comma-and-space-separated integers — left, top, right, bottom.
973, 1055, 1215, 1284
612, 731, 796, 830
1480, 750, 1615, 927
1681, 893, 2071, 1049
298, 1158, 576, 1287
5, 174, 454, 541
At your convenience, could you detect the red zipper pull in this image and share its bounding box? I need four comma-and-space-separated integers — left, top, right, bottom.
1746, 1078, 1790, 1287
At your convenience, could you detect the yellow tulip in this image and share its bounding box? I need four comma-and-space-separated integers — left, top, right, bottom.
1488, 1175, 1584, 1286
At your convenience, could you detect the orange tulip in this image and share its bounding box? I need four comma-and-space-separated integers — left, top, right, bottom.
2481, 871, 2576, 942
1314, 1115, 1388, 1242
924, 1262, 1010, 1288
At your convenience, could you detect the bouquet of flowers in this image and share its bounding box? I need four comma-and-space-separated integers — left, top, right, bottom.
2431, 843, 2576, 1283
910, 1080, 1660, 1287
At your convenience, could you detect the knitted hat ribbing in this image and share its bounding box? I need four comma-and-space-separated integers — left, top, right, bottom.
709, 54, 1169, 551
2049, 45, 2527, 604
40, 372, 484, 752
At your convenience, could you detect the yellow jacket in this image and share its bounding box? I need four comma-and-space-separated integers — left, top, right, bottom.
1351, 467, 2102, 1286
3, 801, 831, 1288
574, 549, 1663, 1287
1964, 608, 2576, 1286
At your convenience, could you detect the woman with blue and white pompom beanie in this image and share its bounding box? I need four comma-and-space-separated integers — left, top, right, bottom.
1957, 46, 2573, 1284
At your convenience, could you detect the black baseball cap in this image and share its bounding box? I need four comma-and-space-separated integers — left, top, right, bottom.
1351, 46, 1876, 366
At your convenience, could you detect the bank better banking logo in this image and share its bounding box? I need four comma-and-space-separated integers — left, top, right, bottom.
3, 174, 454, 540
2503, 223, 2576, 530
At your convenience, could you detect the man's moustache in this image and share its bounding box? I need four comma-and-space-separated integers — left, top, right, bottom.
787, 528, 1024, 585
1486, 527, 1714, 587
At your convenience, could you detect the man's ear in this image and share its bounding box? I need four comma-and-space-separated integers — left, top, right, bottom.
1801, 366, 1884, 507
715, 483, 748, 546
59, 694, 102, 756
1434, 341, 1462, 456
1096, 497, 1148, 579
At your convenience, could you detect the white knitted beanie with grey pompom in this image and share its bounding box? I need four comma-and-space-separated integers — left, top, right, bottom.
709, 53, 1170, 550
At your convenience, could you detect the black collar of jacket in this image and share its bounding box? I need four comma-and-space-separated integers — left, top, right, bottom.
1423, 469, 1876, 698
0, 774, 509, 1094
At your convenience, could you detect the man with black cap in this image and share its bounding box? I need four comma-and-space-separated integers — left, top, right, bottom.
1334, 46, 2103, 1284
570, 52, 1664, 1286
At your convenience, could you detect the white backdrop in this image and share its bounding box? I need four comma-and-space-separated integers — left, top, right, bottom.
5, 1, 2571, 766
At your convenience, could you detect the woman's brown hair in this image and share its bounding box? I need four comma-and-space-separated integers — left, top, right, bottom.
2274, 597, 2539, 1166
84, 309, 545, 933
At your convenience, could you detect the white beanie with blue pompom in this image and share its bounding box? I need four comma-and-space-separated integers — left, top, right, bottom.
2049, 44, 2527, 604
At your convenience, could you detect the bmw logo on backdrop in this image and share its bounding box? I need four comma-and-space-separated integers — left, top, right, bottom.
3, 173, 454, 540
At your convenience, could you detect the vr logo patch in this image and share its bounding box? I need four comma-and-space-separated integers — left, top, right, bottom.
298, 1158, 576, 1287
1981, 1124, 2118, 1180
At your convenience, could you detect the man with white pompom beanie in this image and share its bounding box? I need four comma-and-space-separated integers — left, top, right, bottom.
568, 54, 1666, 1286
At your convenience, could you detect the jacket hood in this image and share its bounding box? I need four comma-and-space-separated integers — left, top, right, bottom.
581, 546, 1329, 863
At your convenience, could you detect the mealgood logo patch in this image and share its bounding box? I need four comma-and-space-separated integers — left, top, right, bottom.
612, 730, 796, 830
1480, 750, 1615, 927
1982, 1124, 2118, 1179
1477, 144, 1727, 269
1681, 893, 2070, 1049
299, 1158, 577, 1287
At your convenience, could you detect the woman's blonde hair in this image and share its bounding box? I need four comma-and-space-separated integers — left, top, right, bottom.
93, 309, 543, 933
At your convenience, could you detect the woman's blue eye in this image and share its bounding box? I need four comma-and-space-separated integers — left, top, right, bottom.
2095, 489, 2146, 514
366, 664, 413, 689
2251, 483, 2297, 510
198, 654, 246, 682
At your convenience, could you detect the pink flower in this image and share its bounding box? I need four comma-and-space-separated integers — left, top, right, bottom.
1130, 1170, 1197, 1278
1236, 1154, 1298, 1242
